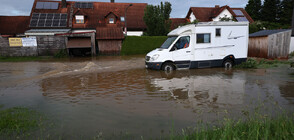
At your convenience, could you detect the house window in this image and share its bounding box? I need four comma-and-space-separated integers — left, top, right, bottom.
109, 18, 114, 24
197, 33, 211, 43
120, 17, 125, 22
75, 15, 84, 24
216, 28, 221, 37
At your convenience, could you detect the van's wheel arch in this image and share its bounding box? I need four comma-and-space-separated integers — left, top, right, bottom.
161, 62, 176, 71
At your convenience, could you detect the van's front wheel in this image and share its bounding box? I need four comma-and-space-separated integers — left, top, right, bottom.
162, 62, 175, 71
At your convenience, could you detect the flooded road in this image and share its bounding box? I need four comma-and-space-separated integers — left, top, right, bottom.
0, 55, 294, 139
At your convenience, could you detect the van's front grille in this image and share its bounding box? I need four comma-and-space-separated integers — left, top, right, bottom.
145, 56, 150, 61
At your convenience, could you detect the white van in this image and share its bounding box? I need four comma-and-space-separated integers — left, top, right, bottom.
145, 22, 249, 71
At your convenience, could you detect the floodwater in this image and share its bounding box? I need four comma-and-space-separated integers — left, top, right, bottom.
0, 55, 294, 139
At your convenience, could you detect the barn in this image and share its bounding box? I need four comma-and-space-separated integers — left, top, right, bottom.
248, 29, 292, 59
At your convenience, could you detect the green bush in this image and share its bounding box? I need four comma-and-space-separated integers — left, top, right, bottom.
121, 36, 167, 55
54, 49, 68, 58
234, 58, 258, 69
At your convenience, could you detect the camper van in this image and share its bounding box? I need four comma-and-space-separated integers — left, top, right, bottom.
145, 22, 249, 71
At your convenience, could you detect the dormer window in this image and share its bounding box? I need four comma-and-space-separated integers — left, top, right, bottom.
109, 18, 114, 24
75, 15, 84, 24
120, 17, 125, 22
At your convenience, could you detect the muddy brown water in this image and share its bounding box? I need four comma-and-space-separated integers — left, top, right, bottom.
0, 55, 294, 139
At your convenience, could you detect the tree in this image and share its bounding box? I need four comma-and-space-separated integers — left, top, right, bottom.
261, 0, 281, 22
219, 15, 234, 21
279, 0, 294, 25
143, 2, 172, 36
245, 0, 262, 20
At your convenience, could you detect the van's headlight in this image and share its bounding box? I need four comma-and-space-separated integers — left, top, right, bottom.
150, 54, 160, 61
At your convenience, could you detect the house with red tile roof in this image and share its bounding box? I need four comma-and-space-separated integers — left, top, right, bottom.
186, 5, 254, 23
21, 0, 147, 55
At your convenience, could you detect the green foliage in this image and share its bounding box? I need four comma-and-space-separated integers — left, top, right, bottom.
54, 49, 68, 58
143, 2, 172, 36
245, 0, 262, 20
171, 115, 294, 140
121, 36, 167, 55
235, 58, 291, 69
261, 0, 281, 22
234, 58, 258, 69
0, 107, 41, 136
219, 15, 234, 21
249, 21, 291, 34
280, 0, 294, 25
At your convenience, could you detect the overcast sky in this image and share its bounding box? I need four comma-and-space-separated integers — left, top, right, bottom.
0, 0, 250, 18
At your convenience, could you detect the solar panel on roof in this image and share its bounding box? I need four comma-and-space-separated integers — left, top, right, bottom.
236, 17, 248, 22
61, 14, 67, 19
45, 19, 53, 27
47, 13, 53, 19
36, 2, 44, 9
54, 14, 61, 19
75, 2, 93, 8
30, 19, 38, 27
233, 10, 244, 16
30, 13, 67, 27
59, 20, 67, 27
51, 2, 59, 10
38, 20, 45, 27
43, 2, 51, 9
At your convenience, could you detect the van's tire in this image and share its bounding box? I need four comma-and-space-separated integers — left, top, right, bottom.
223, 59, 233, 68
162, 62, 176, 71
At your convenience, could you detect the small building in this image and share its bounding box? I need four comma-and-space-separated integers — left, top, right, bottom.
186, 5, 254, 23
249, 29, 291, 59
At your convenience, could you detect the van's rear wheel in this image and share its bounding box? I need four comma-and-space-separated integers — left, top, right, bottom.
223, 59, 233, 68
162, 62, 175, 71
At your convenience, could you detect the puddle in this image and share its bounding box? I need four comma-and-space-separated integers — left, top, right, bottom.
0, 55, 294, 139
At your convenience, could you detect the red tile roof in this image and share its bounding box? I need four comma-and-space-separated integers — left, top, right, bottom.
186, 5, 254, 23
170, 18, 189, 30
96, 27, 124, 40
30, 1, 147, 30
0, 16, 30, 35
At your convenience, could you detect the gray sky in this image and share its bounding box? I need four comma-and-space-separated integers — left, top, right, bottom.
0, 0, 250, 18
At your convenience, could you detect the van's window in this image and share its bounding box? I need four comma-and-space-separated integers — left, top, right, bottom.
160, 36, 177, 49
216, 28, 221, 37
173, 36, 190, 50
197, 33, 211, 43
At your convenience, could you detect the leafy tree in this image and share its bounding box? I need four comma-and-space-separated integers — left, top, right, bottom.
143, 2, 172, 36
279, 0, 294, 25
261, 0, 281, 22
245, 0, 262, 20
219, 15, 234, 21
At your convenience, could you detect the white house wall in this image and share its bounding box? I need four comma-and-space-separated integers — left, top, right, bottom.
127, 31, 143, 36
189, 12, 196, 22
290, 37, 294, 53
212, 9, 232, 21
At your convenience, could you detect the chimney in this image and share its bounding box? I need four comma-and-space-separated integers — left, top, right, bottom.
111, 0, 114, 3
62, 0, 67, 8
215, 5, 220, 8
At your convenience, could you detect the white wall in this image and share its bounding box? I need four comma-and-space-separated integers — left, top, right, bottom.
212, 9, 233, 21
189, 12, 196, 22
127, 31, 143, 36
290, 37, 294, 54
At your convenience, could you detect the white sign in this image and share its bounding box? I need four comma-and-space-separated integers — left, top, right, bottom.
22, 37, 37, 47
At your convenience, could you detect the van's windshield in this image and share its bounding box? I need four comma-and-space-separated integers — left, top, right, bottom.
160, 36, 177, 49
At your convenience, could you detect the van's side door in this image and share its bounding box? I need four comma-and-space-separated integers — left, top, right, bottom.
170, 36, 192, 68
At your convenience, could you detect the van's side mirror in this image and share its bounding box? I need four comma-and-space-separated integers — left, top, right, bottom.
170, 46, 177, 52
